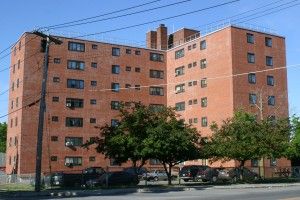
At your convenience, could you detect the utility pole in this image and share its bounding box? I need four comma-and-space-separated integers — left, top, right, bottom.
32, 31, 62, 192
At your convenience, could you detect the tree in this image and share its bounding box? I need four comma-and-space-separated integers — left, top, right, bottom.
0, 122, 7, 153
84, 103, 157, 172
143, 107, 203, 185
208, 111, 290, 176
287, 116, 300, 159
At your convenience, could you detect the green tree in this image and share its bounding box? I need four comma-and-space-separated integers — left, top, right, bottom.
0, 122, 7, 153
287, 116, 300, 159
208, 111, 290, 173
143, 107, 203, 185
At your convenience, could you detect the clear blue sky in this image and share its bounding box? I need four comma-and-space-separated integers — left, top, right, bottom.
0, 0, 299, 122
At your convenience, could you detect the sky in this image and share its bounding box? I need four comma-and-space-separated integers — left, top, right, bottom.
0, 0, 299, 122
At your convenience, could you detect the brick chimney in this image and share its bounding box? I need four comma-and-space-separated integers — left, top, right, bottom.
157, 24, 168, 50
146, 31, 157, 49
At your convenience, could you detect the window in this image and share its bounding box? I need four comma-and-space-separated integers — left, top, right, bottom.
201, 97, 207, 107
188, 82, 192, 87
266, 56, 273, 66
193, 62, 197, 67
194, 118, 198, 123
265, 37, 272, 47
54, 58, 61, 64
125, 84, 131, 88
65, 157, 82, 166
175, 48, 184, 59
112, 47, 120, 56
89, 157, 96, 162
175, 102, 185, 111
111, 119, 119, 127
125, 66, 131, 71
268, 96, 275, 106
188, 63, 192, 69
248, 73, 256, 84
150, 159, 161, 165
15, 117, 18, 127
188, 45, 192, 51
66, 98, 84, 108
247, 53, 255, 63
17, 59, 20, 69
53, 77, 60, 83
201, 78, 207, 88
193, 81, 197, 85
92, 44, 98, 49
267, 75, 274, 86
111, 83, 120, 92
149, 87, 164, 96
193, 99, 198, 104
135, 67, 141, 72
16, 79, 19, 88
13, 64, 15, 73
188, 100, 193, 105
52, 116, 59, 122
268, 115, 276, 121
67, 60, 85, 70
16, 97, 18, 107
90, 118, 96, 123
126, 49, 131, 54
150, 70, 164, 79
247, 33, 254, 44
111, 101, 120, 110
90, 99, 97, 105
135, 50, 141, 55
11, 100, 13, 109
51, 156, 58, 162
67, 79, 84, 89
52, 97, 59, 102
175, 66, 184, 76
12, 82, 14, 91
251, 159, 259, 167
189, 119, 193, 124
200, 40, 206, 50
66, 117, 83, 127
175, 84, 185, 93
91, 62, 97, 68
91, 81, 97, 86
149, 104, 164, 112
110, 158, 119, 166
201, 117, 208, 127
135, 85, 141, 90
68, 42, 85, 52
112, 65, 120, 74
270, 158, 277, 166
249, 93, 257, 104
51, 136, 58, 141
193, 43, 197, 49
150, 53, 164, 62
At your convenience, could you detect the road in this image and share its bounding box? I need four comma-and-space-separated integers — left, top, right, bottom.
4, 185, 300, 200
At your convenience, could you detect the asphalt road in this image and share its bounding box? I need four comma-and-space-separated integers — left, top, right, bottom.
5, 185, 300, 200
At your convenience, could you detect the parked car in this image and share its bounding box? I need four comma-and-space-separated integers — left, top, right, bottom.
142, 170, 177, 181
216, 167, 260, 183
50, 167, 105, 187
179, 165, 209, 182
198, 167, 219, 183
86, 171, 139, 187
123, 167, 147, 180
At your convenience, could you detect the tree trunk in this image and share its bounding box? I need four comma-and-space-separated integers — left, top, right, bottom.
162, 162, 173, 185
239, 160, 245, 181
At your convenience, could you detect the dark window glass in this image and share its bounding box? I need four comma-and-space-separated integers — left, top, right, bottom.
266, 56, 273, 66
175, 102, 185, 111
192, 43, 197, 49
193, 99, 198, 104
268, 96, 275, 106
68, 42, 85, 52
111, 101, 120, 110
135, 85, 141, 90
89, 157, 96, 162
53, 77, 60, 83
175, 66, 184, 76
248, 73, 256, 84
111, 83, 120, 92
65, 137, 83, 146
90, 118, 96, 123
149, 87, 164, 96
149, 104, 164, 112
249, 93, 257, 104
150, 53, 164, 62
91, 62, 97, 68
200, 40, 206, 50
251, 159, 259, 167
66, 98, 84, 108
126, 49, 131, 54
247, 33, 254, 44
111, 119, 119, 127
135, 50, 141, 55
51, 136, 58, 141
126, 66, 131, 71
175, 84, 185, 93
188, 100, 193, 105
54, 58, 61, 64
67, 79, 84, 89
265, 37, 272, 47
52, 96, 59, 102
67, 60, 85, 70
175, 49, 184, 59
91, 81, 97, 86
201, 117, 208, 127
125, 84, 131, 88
52, 116, 59, 122
188, 63, 192, 68
201, 97, 207, 107
66, 117, 83, 127
188, 45, 192, 51
92, 44, 98, 49
247, 53, 255, 63
51, 156, 58, 161
112, 65, 120, 74
90, 99, 97, 105
135, 67, 141, 72
150, 70, 164, 79
112, 47, 120, 56
201, 78, 207, 88
267, 75, 274, 86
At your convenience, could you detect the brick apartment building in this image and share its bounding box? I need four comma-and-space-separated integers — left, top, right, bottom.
6, 24, 289, 175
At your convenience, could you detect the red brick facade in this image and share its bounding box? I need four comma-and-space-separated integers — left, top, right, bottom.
6, 25, 290, 175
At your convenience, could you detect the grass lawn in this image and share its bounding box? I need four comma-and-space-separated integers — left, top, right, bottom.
0, 183, 34, 191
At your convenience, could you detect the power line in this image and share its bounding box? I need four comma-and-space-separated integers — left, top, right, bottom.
46, 0, 192, 30
40, 0, 164, 30
73, 0, 240, 39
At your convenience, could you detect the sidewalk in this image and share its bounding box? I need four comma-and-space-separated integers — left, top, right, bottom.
1, 182, 300, 198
